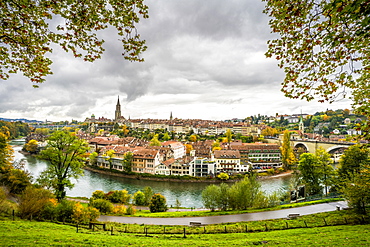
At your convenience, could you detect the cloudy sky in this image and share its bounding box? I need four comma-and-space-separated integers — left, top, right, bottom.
0, 0, 352, 122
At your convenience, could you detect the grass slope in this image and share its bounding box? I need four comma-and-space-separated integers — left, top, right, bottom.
0, 220, 369, 246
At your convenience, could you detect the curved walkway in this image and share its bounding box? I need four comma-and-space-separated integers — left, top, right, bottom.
98, 201, 348, 226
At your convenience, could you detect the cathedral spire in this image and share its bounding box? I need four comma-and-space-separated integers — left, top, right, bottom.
115, 96, 122, 121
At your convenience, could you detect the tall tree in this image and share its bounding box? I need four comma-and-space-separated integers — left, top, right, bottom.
122, 151, 133, 173
1, 0, 148, 86
280, 130, 297, 170
315, 147, 334, 195
341, 163, 370, 214
143, 186, 154, 206
38, 131, 89, 201
298, 153, 324, 196
337, 144, 369, 181
0, 131, 13, 170
104, 149, 115, 169
201, 184, 221, 211
264, 0, 370, 138
225, 129, 233, 144
149, 134, 161, 146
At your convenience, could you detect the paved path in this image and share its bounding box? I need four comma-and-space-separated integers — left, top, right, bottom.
98, 201, 348, 226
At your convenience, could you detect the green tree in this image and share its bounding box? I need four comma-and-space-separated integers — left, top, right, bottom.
38, 131, 89, 201
133, 190, 146, 206
149, 193, 168, 213
298, 153, 323, 196
337, 144, 369, 181
104, 149, 115, 169
89, 152, 98, 166
89, 199, 114, 214
264, 0, 370, 138
341, 164, 370, 214
55, 199, 76, 222
218, 183, 230, 211
0, 132, 13, 170
91, 190, 105, 200
143, 186, 154, 206
315, 148, 334, 195
162, 132, 171, 141
228, 175, 265, 210
280, 130, 297, 170
34, 128, 49, 136
175, 198, 181, 209
1, 0, 148, 86
201, 184, 221, 211
1, 167, 32, 194
106, 190, 131, 204
122, 152, 133, 173
24, 139, 39, 154
225, 129, 233, 144
149, 134, 161, 146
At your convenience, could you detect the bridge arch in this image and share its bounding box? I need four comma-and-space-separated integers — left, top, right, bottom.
326, 145, 349, 154
294, 142, 310, 153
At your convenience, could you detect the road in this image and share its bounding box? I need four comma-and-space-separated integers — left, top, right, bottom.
98, 201, 348, 226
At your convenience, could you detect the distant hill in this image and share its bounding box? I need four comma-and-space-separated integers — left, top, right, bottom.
0, 118, 43, 123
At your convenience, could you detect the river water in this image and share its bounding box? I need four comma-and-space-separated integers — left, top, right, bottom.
11, 142, 291, 208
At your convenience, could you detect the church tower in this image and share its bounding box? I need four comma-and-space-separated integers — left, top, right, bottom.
299, 115, 304, 137
115, 96, 122, 121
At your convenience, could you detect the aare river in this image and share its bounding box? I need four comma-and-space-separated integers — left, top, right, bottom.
11, 142, 292, 208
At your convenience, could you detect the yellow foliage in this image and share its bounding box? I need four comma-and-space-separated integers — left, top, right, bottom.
49, 198, 58, 206
113, 205, 127, 215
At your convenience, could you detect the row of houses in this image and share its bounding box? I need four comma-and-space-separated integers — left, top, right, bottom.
89, 135, 282, 177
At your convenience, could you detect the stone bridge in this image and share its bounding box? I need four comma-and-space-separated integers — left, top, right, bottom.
266, 138, 355, 155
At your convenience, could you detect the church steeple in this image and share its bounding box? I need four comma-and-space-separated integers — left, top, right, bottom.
299, 111, 304, 137
115, 96, 121, 121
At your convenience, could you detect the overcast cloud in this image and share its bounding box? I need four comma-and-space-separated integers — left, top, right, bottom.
0, 0, 352, 122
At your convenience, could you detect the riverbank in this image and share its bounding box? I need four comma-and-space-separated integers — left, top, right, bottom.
84, 166, 292, 183
257, 170, 293, 180
84, 166, 240, 183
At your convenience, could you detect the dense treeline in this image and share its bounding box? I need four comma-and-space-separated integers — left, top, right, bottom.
0, 121, 31, 139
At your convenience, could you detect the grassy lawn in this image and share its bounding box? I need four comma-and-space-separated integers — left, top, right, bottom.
0, 220, 369, 246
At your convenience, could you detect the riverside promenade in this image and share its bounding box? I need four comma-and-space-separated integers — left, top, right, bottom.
98, 201, 348, 226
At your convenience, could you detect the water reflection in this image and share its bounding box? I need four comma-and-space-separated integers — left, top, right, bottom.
11, 144, 291, 208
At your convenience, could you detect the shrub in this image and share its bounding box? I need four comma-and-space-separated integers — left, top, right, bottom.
133, 191, 146, 206
55, 199, 76, 222
18, 186, 54, 220
0, 187, 16, 215
72, 202, 99, 224
105, 190, 131, 204
267, 168, 275, 175
126, 204, 136, 215
91, 190, 105, 200
113, 205, 127, 215
217, 173, 229, 180
90, 199, 114, 214
40, 198, 58, 220
149, 193, 168, 213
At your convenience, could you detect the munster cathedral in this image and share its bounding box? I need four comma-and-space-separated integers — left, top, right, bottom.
85, 96, 125, 133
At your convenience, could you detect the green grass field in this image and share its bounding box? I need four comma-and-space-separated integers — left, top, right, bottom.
0, 220, 369, 246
